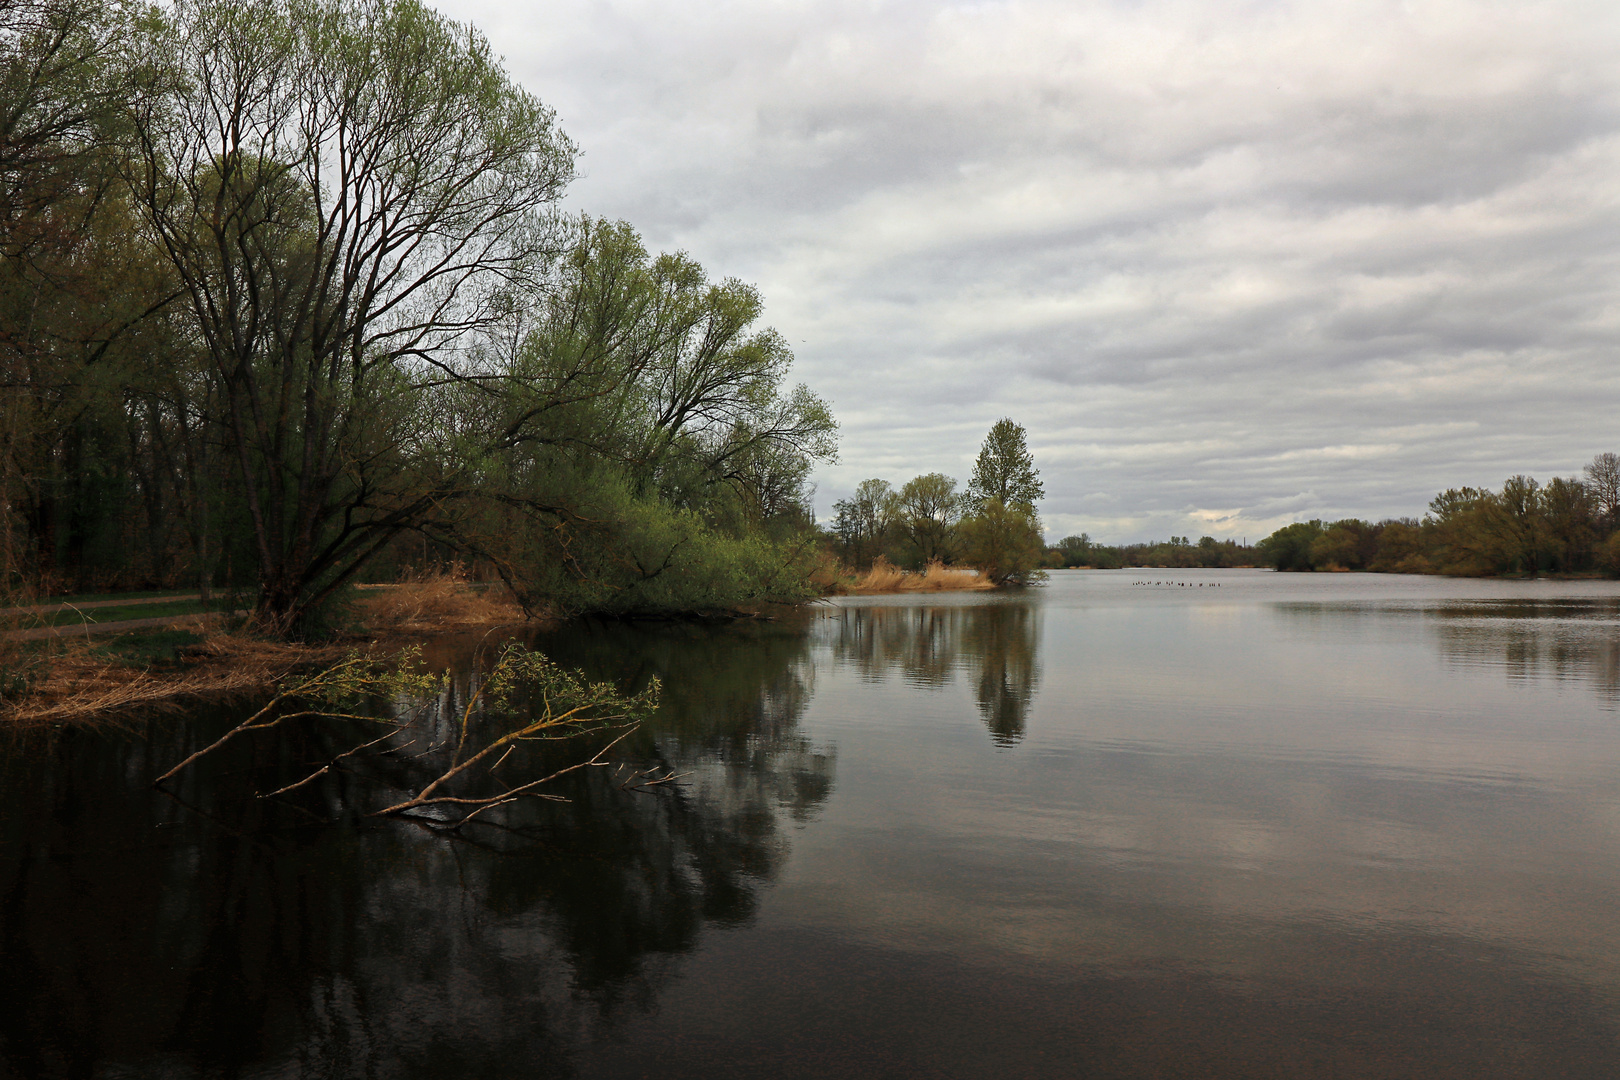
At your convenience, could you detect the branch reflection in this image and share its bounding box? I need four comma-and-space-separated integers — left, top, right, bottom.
0, 618, 832, 1078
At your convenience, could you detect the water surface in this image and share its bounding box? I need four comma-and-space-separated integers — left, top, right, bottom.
4, 570, 1620, 1078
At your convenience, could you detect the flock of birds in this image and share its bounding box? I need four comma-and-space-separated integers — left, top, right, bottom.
1132, 580, 1220, 587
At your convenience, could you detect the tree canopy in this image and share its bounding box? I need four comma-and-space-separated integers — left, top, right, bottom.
967, 418, 1043, 511
0, 0, 837, 631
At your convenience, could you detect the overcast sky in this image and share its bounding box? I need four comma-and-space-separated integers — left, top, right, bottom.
439, 0, 1620, 543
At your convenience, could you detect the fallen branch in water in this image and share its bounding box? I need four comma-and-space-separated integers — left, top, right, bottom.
152, 651, 436, 786
152, 642, 660, 826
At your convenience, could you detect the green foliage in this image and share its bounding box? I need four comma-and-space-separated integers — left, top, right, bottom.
892, 472, 962, 567
967, 418, 1043, 510
121, 0, 579, 633
477, 642, 660, 723
487, 469, 821, 616
959, 499, 1047, 586
1597, 531, 1620, 576
1255, 462, 1620, 577
1309, 519, 1379, 569
293, 648, 444, 710
1, 6, 837, 626
452, 219, 835, 615
956, 420, 1047, 584
1257, 521, 1325, 571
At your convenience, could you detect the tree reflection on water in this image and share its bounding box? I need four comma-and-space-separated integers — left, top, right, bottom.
0, 618, 834, 1079
1427, 598, 1620, 706
821, 600, 1041, 744
1275, 597, 1620, 707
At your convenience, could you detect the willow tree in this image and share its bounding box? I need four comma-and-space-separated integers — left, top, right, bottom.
123, 0, 576, 633
456, 219, 838, 615
894, 472, 961, 566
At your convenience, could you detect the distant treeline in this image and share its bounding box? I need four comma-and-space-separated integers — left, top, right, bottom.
1253, 455, 1620, 575
1045, 533, 1257, 570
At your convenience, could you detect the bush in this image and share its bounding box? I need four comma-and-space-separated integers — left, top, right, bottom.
495, 474, 822, 616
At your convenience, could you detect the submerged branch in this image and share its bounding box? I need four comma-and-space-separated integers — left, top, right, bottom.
150, 642, 659, 823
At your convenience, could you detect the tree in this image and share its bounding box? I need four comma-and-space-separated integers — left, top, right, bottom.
123, 0, 577, 633
1492, 475, 1545, 573
831, 478, 893, 566
1584, 453, 1620, 531
960, 498, 1045, 585
1256, 520, 1324, 571
453, 220, 836, 615
1054, 533, 1093, 567
894, 472, 961, 565
0, 0, 122, 230
962, 419, 1044, 583
1308, 519, 1378, 570
966, 418, 1043, 510
1540, 476, 1595, 571
1, 0, 151, 594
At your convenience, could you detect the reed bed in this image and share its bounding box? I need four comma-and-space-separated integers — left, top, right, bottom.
354, 564, 528, 632
848, 558, 994, 594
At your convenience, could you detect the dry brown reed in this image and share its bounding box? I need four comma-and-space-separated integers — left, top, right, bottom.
849, 558, 994, 594
354, 563, 529, 634
0, 625, 361, 727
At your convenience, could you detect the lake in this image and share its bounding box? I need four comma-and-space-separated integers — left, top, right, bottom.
3, 570, 1620, 1078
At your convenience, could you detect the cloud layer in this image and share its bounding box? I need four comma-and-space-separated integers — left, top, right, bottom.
440, 0, 1620, 541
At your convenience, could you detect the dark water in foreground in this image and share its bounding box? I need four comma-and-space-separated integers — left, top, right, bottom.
4, 570, 1620, 1078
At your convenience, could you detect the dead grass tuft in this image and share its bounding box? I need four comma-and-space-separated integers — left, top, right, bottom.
849, 558, 994, 594
354, 563, 529, 634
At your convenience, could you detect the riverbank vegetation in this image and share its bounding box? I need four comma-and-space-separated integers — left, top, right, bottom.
0, 567, 525, 720
1, 0, 836, 645
1253, 456, 1620, 575
845, 558, 994, 594
828, 418, 1047, 588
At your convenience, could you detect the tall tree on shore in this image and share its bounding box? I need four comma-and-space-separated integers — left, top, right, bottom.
123, 0, 577, 633
966, 417, 1043, 511
962, 418, 1045, 584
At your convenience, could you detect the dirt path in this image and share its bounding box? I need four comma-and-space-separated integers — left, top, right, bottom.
1, 594, 203, 618
1, 611, 238, 642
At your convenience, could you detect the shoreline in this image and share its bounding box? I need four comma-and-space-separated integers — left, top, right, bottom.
0, 579, 541, 727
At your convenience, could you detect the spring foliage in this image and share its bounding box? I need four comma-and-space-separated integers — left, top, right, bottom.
830, 419, 1046, 586
1, 0, 835, 628
1253, 458, 1620, 575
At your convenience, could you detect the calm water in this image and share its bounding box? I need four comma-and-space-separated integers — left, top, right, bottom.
4, 570, 1620, 1078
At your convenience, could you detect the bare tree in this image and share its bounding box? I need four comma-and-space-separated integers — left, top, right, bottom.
1584, 452, 1620, 530
123, 0, 577, 634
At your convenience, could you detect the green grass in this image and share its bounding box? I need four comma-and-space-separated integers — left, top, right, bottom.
88, 628, 210, 666
35, 599, 213, 629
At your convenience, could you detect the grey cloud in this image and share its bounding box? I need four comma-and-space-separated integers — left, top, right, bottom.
443, 0, 1620, 542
